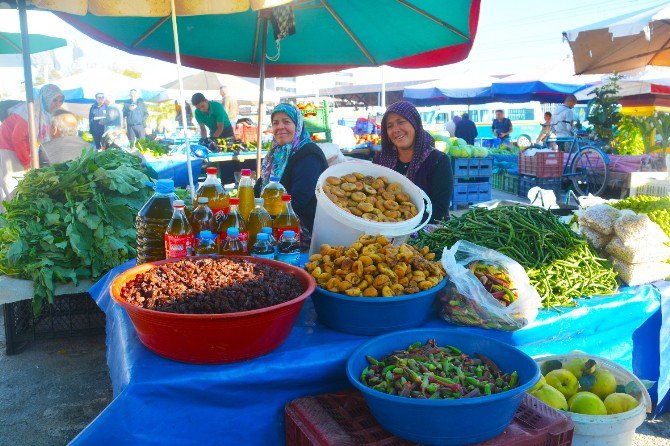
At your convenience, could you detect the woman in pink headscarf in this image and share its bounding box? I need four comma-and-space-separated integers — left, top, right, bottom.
0, 84, 64, 200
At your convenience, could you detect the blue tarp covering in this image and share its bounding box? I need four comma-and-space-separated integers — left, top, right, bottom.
145, 157, 203, 188
490, 80, 587, 103
71, 260, 665, 445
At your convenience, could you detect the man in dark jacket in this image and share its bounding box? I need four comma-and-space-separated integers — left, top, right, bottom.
455, 113, 478, 145
88, 92, 107, 149
122, 89, 149, 144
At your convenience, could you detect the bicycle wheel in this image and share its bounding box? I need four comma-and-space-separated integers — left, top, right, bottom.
569, 147, 609, 196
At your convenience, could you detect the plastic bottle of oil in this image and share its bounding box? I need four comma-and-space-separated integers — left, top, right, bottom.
195, 230, 217, 255
165, 200, 195, 259
260, 175, 286, 218
196, 167, 229, 222
246, 198, 271, 248
219, 227, 246, 256
136, 179, 178, 264
273, 194, 301, 242
217, 197, 248, 253
237, 168, 255, 220
191, 197, 216, 237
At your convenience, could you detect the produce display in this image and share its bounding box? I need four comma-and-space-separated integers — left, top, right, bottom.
360, 339, 518, 399
412, 206, 618, 308
467, 262, 518, 306
305, 235, 444, 297
0, 149, 151, 312
355, 133, 381, 146
530, 356, 641, 416
120, 257, 303, 314
489, 144, 520, 155
611, 195, 670, 238
135, 138, 170, 157
432, 134, 489, 158
323, 174, 419, 222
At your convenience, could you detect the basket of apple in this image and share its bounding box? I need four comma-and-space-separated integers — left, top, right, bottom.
530, 353, 652, 446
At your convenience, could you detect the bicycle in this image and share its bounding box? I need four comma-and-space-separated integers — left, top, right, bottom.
531, 123, 610, 197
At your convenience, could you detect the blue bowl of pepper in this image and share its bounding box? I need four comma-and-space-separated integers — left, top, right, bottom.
311, 279, 447, 336
346, 329, 541, 445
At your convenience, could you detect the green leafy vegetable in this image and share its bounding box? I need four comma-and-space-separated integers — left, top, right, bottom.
135, 138, 170, 157
0, 149, 152, 314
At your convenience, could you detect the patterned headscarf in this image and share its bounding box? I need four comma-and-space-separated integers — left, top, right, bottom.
9, 84, 64, 143
374, 101, 435, 183
261, 103, 312, 187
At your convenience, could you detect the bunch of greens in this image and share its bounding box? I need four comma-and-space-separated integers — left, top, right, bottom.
0, 149, 152, 314
135, 138, 170, 157
412, 206, 618, 309
611, 195, 670, 237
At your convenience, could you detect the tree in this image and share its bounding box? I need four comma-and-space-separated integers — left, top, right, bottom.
586, 74, 622, 143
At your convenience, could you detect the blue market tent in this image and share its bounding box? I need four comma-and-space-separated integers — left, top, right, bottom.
34, 68, 166, 103
404, 72, 499, 105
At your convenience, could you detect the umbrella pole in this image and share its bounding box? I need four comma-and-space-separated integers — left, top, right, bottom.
169, 0, 195, 200
256, 16, 269, 178
17, 0, 39, 170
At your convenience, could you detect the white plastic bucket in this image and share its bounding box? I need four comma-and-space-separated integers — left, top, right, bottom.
309, 162, 432, 255
535, 353, 652, 446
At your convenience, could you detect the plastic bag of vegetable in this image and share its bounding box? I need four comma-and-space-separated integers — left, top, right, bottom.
440, 240, 541, 331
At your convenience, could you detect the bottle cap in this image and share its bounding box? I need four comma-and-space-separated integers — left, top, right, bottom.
155, 179, 175, 194
206, 167, 218, 175
173, 200, 185, 207
200, 230, 212, 239
269, 175, 280, 182
256, 233, 269, 241
227, 227, 240, 237
229, 197, 240, 205
197, 197, 209, 204
281, 194, 292, 202
255, 198, 264, 205
241, 168, 252, 176
283, 230, 295, 238
261, 227, 273, 234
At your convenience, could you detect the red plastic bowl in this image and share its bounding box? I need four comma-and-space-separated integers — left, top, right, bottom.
110, 256, 316, 364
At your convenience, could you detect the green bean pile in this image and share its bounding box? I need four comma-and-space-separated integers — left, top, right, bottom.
413, 206, 618, 308
360, 339, 518, 399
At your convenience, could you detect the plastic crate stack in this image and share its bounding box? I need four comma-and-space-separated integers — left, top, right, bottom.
301, 100, 332, 142
285, 390, 575, 446
492, 170, 519, 195
451, 156, 493, 210
517, 151, 565, 198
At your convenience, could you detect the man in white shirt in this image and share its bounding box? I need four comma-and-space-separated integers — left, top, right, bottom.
552, 94, 577, 138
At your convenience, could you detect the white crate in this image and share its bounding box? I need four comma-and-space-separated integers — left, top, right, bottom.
629, 171, 670, 197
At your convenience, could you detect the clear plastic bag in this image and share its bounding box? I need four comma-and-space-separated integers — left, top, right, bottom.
440, 240, 541, 331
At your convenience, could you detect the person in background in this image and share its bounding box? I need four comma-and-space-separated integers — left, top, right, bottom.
174, 100, 193, 126
0, 84, 64, 202
192, 92, 234, 140
220, 85, 239, 123
455, 112, 478, 145
373, 101, 453, 222
104, 96, 122, 132
444, 116, 456, 136
88, 92, 107, 149
492, 110, 513, 145
552, 94, 577, 138
40, 110, 90, 167
122, 89, 149, 144
254, 103, 328, 236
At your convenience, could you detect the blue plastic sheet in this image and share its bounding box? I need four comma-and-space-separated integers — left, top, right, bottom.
145, 158, 203, 188
491, 154, 519, 175
71, 261, 663, 445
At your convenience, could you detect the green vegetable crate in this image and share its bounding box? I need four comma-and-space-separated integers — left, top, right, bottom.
301, 100, 332, 142
492, 170, 519, 195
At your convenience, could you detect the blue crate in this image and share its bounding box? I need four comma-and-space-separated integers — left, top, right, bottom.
518, 175, 562, 198
452, 157, 494, 179
452, 181, 491, 210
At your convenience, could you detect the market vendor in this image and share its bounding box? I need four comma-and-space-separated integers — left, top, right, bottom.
373, 101, 453, 222
191, 93, 234, 140
254, 103, 328, 237
0, 84, 64, 203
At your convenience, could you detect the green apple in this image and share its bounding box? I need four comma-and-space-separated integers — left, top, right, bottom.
531, 384, 568, 410
541, 360, 563, 376
529, 375, 546, 393
545, 369, 579, 399
569, 391, 608, 415
591, 370, 617, 399
564, 358, 589, 379
604, 393, 639, 415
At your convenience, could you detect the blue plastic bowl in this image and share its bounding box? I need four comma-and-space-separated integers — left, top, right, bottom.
312, 279, 446, 335
346, 329, 541, 445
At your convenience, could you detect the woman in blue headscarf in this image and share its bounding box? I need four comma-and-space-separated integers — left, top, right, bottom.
255, 103, 328, 234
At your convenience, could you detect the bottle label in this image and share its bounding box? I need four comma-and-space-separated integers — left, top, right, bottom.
277, 252, 301, 266
165, 234, 195, 259
274, 226, 301, 242
212, 208, 229, 223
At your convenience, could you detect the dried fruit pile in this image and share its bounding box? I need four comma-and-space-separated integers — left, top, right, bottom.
120, 257, 303, 314
323, 173, 418, 222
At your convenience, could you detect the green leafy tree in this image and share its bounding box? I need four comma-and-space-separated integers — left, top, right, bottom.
586, 74, 622, 142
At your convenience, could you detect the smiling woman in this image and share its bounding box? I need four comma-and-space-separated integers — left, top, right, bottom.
374, 101, 453, 222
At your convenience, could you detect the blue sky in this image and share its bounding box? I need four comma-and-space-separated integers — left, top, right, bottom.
0, 0, 666, 93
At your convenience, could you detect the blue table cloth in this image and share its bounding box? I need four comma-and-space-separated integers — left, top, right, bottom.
145, 157, 204, 188
71, 260, 664, 445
